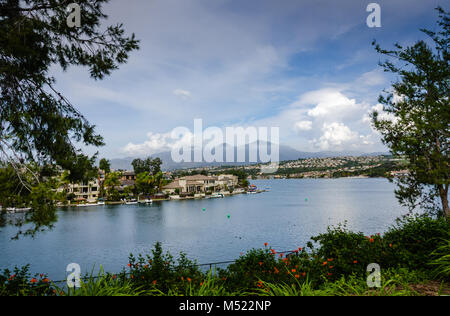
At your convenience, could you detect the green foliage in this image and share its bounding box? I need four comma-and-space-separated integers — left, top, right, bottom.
371, 8, 449, 217
123, 242, 204, 293
0, 0, 138, 177
58, 268, 147, 297
429, 239, 450, 281
132, 157, 162, 175
0, 0, 139, 236
99, 158, 111, 174
104, 171, 121, 201
0, 265, 54, 296
383, 215, 450, 269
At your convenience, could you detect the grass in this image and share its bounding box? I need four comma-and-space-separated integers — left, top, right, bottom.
54, 268, 148, 296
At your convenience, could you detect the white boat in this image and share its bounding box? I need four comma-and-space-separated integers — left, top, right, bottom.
139, 199, 153, 204
6, 207, 32, 213
77, 203, 99, 207
211, 193, 224, 198
125, 200, 138, 205
97, 202, 105, 205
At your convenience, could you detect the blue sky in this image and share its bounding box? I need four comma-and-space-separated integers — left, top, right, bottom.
52, 0, 446, 158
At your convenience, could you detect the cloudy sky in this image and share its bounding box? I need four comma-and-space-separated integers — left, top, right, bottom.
52, 0, 445, 158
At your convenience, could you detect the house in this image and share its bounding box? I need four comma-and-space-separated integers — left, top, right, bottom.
162, 174, 239, 195
59, 179, 100, 203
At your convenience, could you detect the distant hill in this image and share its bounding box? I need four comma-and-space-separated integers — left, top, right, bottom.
109, 143, 389, 171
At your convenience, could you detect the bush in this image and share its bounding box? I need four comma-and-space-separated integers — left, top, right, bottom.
429, 240, 450, 281
0, 265, 55, 296
123, 242, 204, 293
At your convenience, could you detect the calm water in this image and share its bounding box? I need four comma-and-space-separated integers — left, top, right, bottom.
0, 179, 408, 280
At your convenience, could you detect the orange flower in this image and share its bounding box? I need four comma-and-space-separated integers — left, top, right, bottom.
298, 247, 303, 251
144, 264, 149, 269
329, 266, 334, 269
112, 275, 117, 280
279, 253, 283, 258
131, 275, 134, 279
369, 238, 375, 243
353, 260, 358, 264
271, 249, 276, 255
181, 276, 184, 281
327, 258, 333, 262
295, 274, 300, 279
8, 274, 15, 281
127, 263, 131, 267
327, 273, 333, 277
152, 280, 157, 285
264, 243, 268, 247
187, 278, 192, 282
259, 262, 263, 266
291, 269, 296, 273
42, 278, 49, 283
389, 244, 393, 248
30, 278, 37, 283
302, 272, 306, 277
200, 282, 203, 286
322, 261, 328, 266
274, 268, 279, 274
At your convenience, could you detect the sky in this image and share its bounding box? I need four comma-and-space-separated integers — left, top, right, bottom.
51, 0, 446, 159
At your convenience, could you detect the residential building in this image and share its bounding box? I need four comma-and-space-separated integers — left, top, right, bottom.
162, 174, 239, 195
59, 179, 100, 203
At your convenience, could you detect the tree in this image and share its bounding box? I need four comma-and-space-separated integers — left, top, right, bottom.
104, 171, 121, 201
99, 158, 111, 174
371, 8, 449, 218
134, 172, 154, 196
0, 0, 139, 235
132, 157, 163, 175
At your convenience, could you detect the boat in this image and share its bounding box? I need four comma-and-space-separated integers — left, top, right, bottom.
211, 193, 225, 198
125, 200, 138, 205
138, 199, 153, 204
97, 202, 105, 205
6, 207, 32, 214
77, 203, 99, 207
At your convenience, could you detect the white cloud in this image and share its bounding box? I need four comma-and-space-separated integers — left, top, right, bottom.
301, 89, 368, 121
312, 122, 358, 150
173, 89, 192, 99
122, 131, 194, 156
358, 69, 386, 87
294, 120, 313, 131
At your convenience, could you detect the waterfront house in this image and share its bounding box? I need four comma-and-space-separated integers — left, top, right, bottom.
162, 174, 238, 195
58, 179, 100, 203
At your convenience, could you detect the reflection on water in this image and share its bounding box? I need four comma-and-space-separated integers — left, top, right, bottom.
0, 178, 407, 280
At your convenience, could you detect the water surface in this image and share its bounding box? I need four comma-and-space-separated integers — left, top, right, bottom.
0, 179, 407, 280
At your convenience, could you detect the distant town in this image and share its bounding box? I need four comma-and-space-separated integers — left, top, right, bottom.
174, 155, 408, 180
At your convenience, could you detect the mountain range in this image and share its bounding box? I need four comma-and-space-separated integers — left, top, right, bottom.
109, 143, 389, 171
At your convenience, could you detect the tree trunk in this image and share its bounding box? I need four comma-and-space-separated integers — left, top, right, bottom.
438, 184, 449, 219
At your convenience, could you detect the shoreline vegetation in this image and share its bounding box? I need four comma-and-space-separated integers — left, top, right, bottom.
1, 214, 448, 296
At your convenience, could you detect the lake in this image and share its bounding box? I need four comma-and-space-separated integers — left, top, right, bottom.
0, 178, 408, 281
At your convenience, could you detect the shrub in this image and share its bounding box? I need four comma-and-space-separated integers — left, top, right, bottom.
429, 240, 450, 281
383, 215, 450, 270
123, 242, 203, 293
0, 265, 55, 296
